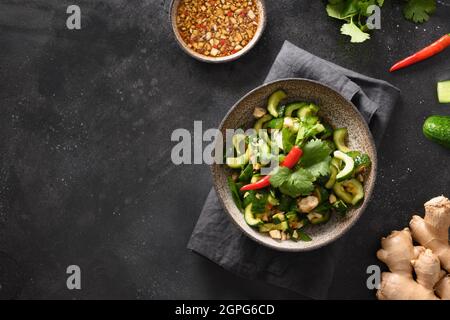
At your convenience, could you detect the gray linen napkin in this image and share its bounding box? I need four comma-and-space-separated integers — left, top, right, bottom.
187, 41, 400, 299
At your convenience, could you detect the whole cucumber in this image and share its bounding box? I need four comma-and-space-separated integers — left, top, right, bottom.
423, 115, 450, 149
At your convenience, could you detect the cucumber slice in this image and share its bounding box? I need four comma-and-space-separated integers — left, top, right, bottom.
333, 128, 351, 153
238, 163, 253, 182
267, 90, 287, 118
325, 165, 338, 189
226, 148, 250, 168
232, 133, 246, 155
333, 179, 364, 205
333, 150, 355, 181
314, 186, 329, 204
437, 80, 450, 103
274, 221, 289, 231
267, 194, 279, 206
307, 212, 331, 225
244, 203, 263, 226
264, 118, 284, 129
258, 223, 275, 232
297, 103, 319, 119
272, 213, 285, 224
254, 114, 273, 132
285, 102, 307, 117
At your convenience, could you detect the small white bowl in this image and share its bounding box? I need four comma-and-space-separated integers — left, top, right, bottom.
170, 0, 266, 63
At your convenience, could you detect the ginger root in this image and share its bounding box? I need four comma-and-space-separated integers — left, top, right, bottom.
376, 196, 450, 300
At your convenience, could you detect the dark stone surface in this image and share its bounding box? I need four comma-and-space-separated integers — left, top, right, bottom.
0, 0, 449, 299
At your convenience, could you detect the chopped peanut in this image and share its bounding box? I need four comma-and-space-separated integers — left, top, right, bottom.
176, 0, 260, 57
297, 196, 319, 213
253, 107, 266, 118
329, 193, 337, 204
269, 229, 281, 240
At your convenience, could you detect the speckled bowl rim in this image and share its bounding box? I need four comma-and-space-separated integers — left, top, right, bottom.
169, 0, 267, 63
211, 78, 378, 252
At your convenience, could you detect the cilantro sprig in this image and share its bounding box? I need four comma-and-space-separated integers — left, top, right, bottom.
403, 0, 436, 23
326, 0, 437, 43
269, 140, 332, 198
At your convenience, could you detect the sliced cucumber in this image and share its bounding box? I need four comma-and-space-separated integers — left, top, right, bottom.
333, 128, 351, 153
333, 150, 355, 181
354, 153, 371, 174
272, 213, 285, 224
274, 221, 289, 231
254, 114, 272, 132
314, 186, 329, 204
244, 203, 263, 226
333, 179, 364, 205
264, 118, 284, 129
238, 163, 253, 182
331, 157, 342, 170
267, 194, 279, 206
437, 80, 450, 103
259, 223, 275, 232
226, 148, 250, 168
232, 133, 246, 155
298, 103, 319, 119
285, 102, 307, 117
267, 90, 287, 118
307, 212, 331, 225
325, 165, 338, 189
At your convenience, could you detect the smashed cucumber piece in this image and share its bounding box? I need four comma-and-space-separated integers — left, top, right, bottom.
333, 128, 351, 153
298, 103, 319, 119
325, 165, 338, 189
285, 102, 307, 117
333, 179, 364, 205
254, 114, 272, 132
226, 148, 250, 168
267, 90, 287, 118
307, 212, 331, 225
244, 203, 263, 226
333, 150, 355, 181
347, 151, 371, 174
232, 133, 247, 155
437, 80, 450, 103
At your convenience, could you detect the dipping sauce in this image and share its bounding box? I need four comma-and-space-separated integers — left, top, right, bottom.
176, 0, 260, 58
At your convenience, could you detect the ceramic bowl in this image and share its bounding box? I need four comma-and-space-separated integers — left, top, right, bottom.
169, 0, 266, 63
212, 78, 377, 251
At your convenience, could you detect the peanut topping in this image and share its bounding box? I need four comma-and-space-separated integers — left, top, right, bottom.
176, 0, 259, 57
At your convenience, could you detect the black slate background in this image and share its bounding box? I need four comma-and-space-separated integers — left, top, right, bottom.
0, 0, 449, 299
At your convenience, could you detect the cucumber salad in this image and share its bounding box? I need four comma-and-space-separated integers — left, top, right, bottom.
226, 90, 372, 242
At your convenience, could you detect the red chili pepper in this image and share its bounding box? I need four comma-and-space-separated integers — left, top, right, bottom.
390, 34, 450, 72
240, 146, 303, 191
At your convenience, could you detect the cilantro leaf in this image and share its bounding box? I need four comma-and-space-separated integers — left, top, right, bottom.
269, 166, 291, 188
282, 127, 295, 153
300, 139, 332, 167
403, 0, 436, 23
278, 168, 315, 198
340, 20, 371, 43
305, 156, 332, 178
326, 1, 359, 20
301, 139, 332, 178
